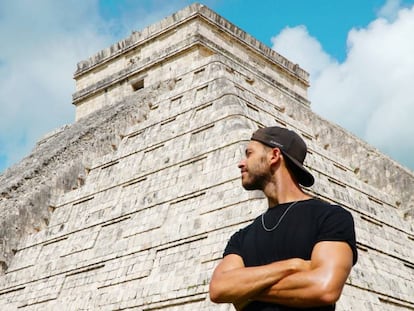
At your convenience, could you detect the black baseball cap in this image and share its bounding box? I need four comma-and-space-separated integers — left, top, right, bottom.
251, 126, 314, 187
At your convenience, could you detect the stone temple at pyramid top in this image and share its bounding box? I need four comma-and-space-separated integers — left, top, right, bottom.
72, 3, 310, 121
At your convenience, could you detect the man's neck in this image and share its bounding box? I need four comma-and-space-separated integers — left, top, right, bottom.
266, 192, 311, 208
264, 178, 311, 208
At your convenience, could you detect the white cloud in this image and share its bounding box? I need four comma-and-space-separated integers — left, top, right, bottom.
378, 0, 402, 20
270, 25, 335, 80
271, 4, 414, 171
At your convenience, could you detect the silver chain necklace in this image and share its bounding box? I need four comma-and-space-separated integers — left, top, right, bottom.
261, 201, 299, 232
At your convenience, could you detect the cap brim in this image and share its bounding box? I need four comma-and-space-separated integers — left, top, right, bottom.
282, 152, 315, 187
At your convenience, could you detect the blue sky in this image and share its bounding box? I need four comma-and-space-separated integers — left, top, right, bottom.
1, 0, 414, 173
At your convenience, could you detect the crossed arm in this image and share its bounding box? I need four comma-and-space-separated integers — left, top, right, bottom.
209, 241, 353, 309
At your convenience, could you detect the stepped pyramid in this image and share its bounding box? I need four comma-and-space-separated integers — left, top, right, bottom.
1, 3, 413, 310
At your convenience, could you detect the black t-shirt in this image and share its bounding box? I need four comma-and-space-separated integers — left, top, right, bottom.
223, 198, 358, 311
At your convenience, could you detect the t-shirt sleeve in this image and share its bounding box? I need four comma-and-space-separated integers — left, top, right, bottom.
223, 229, 244, 258
317, 205, 358, 265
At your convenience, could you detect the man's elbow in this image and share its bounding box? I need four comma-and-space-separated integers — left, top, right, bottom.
317, 286, 342, 305
302, 277, 344, 306
209, 278, 240, 304
209, 280, 227, 303
209, 285, 221, 303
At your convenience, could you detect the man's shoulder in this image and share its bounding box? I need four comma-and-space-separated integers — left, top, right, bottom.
306, 198, 346, 210
304, 198, 352, 218
230, 213, 264, 240
301, 198, 331, 210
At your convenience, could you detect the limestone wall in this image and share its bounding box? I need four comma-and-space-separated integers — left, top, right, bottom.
0, 90, 152, 271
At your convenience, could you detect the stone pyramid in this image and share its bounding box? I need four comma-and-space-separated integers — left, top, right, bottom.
0, 3, 413, 310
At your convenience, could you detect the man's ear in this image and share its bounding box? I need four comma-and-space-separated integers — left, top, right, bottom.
269, 147, 282, 165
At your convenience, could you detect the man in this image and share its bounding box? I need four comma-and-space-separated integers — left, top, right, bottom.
209, 126, 357, 310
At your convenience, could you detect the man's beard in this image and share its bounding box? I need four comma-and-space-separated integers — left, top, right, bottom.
241, 170, 271, 191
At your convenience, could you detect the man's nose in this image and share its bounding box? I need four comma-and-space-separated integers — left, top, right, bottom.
238, 159, 246, 169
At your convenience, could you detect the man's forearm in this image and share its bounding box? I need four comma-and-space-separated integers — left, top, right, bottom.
255, 265, 350, 307
209, 257, 309, 304
255, 268, 329, 307
254, 242, 354, 308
